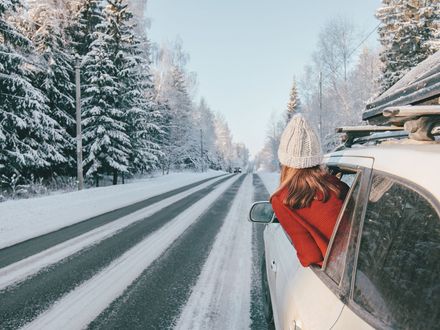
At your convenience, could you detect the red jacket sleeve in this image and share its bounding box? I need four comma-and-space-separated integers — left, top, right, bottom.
271, 195, 323, 267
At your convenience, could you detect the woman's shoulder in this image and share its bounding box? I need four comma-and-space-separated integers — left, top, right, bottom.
270, 186, 289, 209
271, 184, 289, 200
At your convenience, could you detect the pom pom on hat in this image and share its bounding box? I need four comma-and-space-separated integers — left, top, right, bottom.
278, 114, 323, 169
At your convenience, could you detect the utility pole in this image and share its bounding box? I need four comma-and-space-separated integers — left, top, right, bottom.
200, 129, 204, 172
319, 71, 323, 142
75, 54, 84, 190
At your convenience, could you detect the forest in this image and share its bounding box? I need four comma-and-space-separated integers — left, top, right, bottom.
0, 0, 249, 198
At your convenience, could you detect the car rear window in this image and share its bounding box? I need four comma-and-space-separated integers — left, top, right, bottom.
353, 173, 440, 329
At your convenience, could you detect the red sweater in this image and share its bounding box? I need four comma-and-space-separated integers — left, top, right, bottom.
271, 175, 349, 267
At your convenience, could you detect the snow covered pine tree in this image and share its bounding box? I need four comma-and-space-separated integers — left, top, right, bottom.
26, 1, 77, 176
104, 0, 162, 178
0, 0, 67, 182
286, 78, 301, 123
81, 1, 132, 186
376, 0, 440, 92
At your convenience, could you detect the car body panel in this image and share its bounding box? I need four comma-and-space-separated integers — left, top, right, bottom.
280, 266, 346, 330
333, 306, 374, 330
264, 223, 345, 330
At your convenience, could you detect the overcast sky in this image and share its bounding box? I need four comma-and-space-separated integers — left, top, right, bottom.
147, 0, 382, 156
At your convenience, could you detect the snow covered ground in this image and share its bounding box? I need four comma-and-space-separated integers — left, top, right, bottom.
22, 175, 241, 330
257, 171, 280, 196
0, 170, 223, 249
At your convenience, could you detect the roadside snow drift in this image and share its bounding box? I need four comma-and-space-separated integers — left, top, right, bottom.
0, 171, 223, 249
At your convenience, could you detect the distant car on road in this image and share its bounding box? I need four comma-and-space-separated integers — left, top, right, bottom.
233, 167, 242, 173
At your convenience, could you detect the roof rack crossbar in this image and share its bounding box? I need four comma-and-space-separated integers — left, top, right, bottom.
336, 125, 403, 133
353, 131, 409, 145
335, 125, 404, 148
383, 105, 440, 118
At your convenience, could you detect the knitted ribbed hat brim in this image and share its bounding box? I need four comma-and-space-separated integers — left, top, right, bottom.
278, 153, 323, 169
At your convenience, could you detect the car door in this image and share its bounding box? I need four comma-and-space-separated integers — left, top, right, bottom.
270, 223, 300, 329
333, 171, 440, 330
264, 220, 294, 329
271, 156, 373, 330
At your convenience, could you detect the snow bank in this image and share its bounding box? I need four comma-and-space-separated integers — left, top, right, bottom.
257, 171, 280, 195
0, 171, 223, 249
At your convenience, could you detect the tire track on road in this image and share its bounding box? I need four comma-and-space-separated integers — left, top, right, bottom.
87, 175, 247, 330
0, 174, 226, 269
174, 174, 253, 330
0, 175, 233, 330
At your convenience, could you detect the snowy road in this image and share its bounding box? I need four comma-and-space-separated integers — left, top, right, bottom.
0, 173, 274, 330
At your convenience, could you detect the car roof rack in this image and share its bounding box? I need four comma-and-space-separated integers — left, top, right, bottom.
335, 125, 404, 148
336, 105, 440, 149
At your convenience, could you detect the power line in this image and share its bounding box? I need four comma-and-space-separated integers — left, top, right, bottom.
321, 22, 381, 82
347, 22, 381, 60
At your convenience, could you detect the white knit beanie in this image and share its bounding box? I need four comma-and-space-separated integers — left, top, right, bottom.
278, 114, 323, 169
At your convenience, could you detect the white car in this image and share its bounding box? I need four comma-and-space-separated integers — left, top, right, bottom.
250, 115, 440, 329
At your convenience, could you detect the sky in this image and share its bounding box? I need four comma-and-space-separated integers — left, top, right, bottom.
146, 0, 382, 157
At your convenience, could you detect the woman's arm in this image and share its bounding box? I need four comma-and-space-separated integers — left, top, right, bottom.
271, 196, 323, 267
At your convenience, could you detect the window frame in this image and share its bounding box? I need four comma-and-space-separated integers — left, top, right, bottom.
310, 162, 372, 303
345, 169, 440, 330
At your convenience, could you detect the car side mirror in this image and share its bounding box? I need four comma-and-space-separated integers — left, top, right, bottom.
249, 201, 276, 224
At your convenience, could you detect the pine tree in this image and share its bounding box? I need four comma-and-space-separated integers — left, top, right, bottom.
196, 99, 220, 169
170, 67, 200, 169
81, 12, 131, 186
27, 1, 76, 175
377, 0, 440, 92
157, 65, 198, 170
152, 42, 204, 172
286, 78, 300, 123
154, 98, 172, 174
69, 0, 103, 56
104, 0, 162, 177
0, 0, 67, 181
214, 113, 234, 171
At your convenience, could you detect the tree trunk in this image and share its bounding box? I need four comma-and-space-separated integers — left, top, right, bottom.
95, 174, 99, 187
113, 171, 118, 185
122, 172, 125, 184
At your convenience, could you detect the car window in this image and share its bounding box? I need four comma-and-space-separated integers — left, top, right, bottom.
353, 173, 440, 329
324, 172, 361, 285
339, 172, 356, 187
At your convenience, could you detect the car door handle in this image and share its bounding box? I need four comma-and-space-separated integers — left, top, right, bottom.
290, 320, 302, 330
270, 260, 277, 272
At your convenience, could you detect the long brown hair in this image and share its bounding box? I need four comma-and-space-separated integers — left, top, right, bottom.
275, 165, 341, 209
